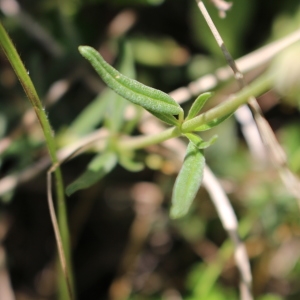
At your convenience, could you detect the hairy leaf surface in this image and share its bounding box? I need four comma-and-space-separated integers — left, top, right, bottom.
170, 142, 205, 219
79, 46, 182, 116
185, 92, 212, 121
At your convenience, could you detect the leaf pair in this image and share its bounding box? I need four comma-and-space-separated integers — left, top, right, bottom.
170, 93, 220, 219
184, 133, 217, 149
185, 92, 232, 132
171, 92, 233, 219
78, 46, 183, 126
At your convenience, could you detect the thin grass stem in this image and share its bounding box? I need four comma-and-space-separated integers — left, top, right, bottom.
0, 21, 74, 299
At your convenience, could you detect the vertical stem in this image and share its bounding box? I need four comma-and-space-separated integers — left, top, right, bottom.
0, 21, 74, 299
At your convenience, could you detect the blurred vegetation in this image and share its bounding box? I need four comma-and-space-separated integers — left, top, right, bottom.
1, 0, 300, 299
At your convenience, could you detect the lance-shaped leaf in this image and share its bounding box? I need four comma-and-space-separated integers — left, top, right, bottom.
78, 46, 183, 116
184, 133, 218, 149
119, 151, 144, 172
170, 142, 205, 219
68, 88, 111, 136
66, 152, 117, 196
194, 113, 232, 131
185, 92, 213, 121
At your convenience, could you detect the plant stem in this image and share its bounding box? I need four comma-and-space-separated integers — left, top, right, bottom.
121, 72, 273, 151
120, 126, 181, 150
181, 72, 273, 132
0, 21, 74, 299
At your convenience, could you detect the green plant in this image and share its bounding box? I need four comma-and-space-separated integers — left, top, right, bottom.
76, 45, 272, 221
1, 1, 300, 300
0, 21, 74, 299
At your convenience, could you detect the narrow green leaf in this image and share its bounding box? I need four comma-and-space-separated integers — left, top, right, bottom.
170, 142, 205, 219
88, 152, 117, 171
119, 155, 144, 172
108, 41, 136, 133
118, 148, 144, 172
148, 110, 180, 126
66, 152, 117, 196
184, 133, 218, 149
78, 46, 183, 116
68, 88, 112, 136
185, 92, 213, 121
194, 113, 232, 131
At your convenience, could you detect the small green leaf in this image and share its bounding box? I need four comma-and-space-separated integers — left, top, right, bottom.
194, 113, 232, 131
148, 110, 180, 126
66, 152, 117, 196
68, 88, 111, 136
170, 142, 205, 219
185, 92, 212, 121
78, 46, 183, 116
119, 154, 144, 172
118, 148, 144, 172
184, 133, 218, 149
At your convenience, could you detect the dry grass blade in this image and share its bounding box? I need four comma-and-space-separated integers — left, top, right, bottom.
47, 167, 73, 300
234, 105, 266, 162
169, 28, 300, 104
46, 133, 111, 300
194, 0, 300, 207
0, 129, 109, 197
203, 166, 253, 300
194, 1, 254, 298
254, 116, 300, 208
0, 216, 15, 300
194, 0, 246, 87
45, 139, 101, 300
136, 115, 252, 299
0, 67, 89, 156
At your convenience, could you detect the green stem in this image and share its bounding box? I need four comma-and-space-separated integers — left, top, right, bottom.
121, 72, 273, 151
120, 127, 181, 150
182, 72, 273, 132
0, 22, 74, 298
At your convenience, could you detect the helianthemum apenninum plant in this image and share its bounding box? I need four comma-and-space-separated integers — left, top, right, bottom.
0, 21, 274, 300
76, 45, 273, 219
2, 3, 300, 298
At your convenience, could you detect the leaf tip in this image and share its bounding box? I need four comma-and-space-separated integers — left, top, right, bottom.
65, 186, 74, 197
78, 45, 92, 58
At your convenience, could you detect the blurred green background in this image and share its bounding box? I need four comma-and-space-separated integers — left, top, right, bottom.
1, 0, 300, 299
